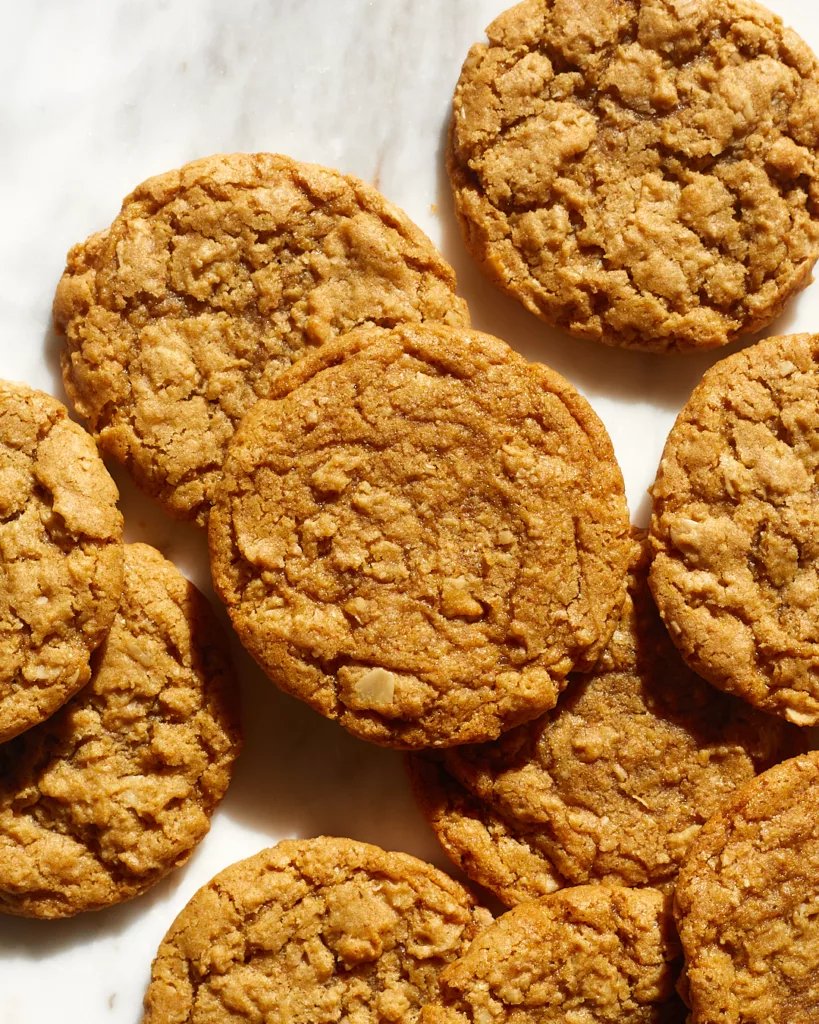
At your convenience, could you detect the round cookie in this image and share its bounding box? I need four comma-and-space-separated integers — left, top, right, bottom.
208, 322, 631, 748
420, 886, 686, 1023
409, 534, 802, 904
54, 152, 470, 527
142, 836, 492, 1024
675, 752, 819, 1023
651, 332, 819, 725
0, 380, 123, 742
0, 543, 241, 918
448, 0, 819, 353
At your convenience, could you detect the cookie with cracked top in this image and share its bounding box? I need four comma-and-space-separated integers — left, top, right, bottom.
208, 321, 631, 748
408, 754, 567, 906
409, 533, 803, 905
142, 836, 492, 1024
0, 542, 241, 918
448, 0, 819, 353
0, 380, 123, 743
650, 332, 819, 725
54, 152, 469, 527
420, 886, 686, 1023
675, 751, 819, 1023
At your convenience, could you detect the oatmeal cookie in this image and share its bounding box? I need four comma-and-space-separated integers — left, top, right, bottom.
0, 380, 123, 742
421, 886, 685, 1023
0, 543, 241, 918
448, 0, 819, 353
142, 836, 492, 1024
54, 152, 469, 526
208, 322, 631, 748
408, 754, 566, 907
675, 751, 819, 1023
410, 534, 800, 904
651, 332, 819, 725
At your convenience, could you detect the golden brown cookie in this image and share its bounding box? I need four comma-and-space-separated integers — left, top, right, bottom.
408, 755, 566, 907
651, 332, 819, 725
142, 836, 492, 1024
208, 322, 631, 748
421, 886, 685, 1023
0, 543, 241, 918
409, 534, 802, 904
675, 751, 819, 1023
54, 152, 469, 527
0, 380, 123, 742
448, 0, 819, 353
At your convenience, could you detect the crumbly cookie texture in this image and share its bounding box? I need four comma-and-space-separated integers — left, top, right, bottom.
420, 886, 686, 1023
142, 836, 492, 1024
408, 754, 567, 907
410, 534, 801, 903
651, 332, 819, 725
0, 543, 241, 918
675, 752, 819, 1023
449, 0, 819, 353
0, 380, 123, 742
209, 322, 631, 748
54, 152, 469, 527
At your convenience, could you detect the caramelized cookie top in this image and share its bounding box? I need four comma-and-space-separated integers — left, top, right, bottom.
422, 886, 685, 1023
651, 332, 819, 725
0, 380, 123, 741
209, 322, 631, 748
55, 152, 469, 526
410, 535, 802, 903
449, 0, 819, 352
143, 837, 491, 1024
0, 543, 241, 918
676, 752, 819, 1023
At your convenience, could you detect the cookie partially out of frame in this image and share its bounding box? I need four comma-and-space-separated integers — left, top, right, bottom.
651, 332, 819, 725
421, 886, 686, 1023
143, 837, 492, 1024
0, 543, 241, 918
409, 535, 801, 904
448, 0, 819, 353
0, 380, 123, 742
675, 752, 819, 1023
208, 322, 631, 748
55, 152, 469, 527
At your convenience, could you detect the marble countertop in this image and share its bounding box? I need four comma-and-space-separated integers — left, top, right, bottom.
2, 1, 818, 1020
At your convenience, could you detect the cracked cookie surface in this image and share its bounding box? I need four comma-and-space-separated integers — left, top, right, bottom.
420, 886, 685, 1023
54, 152, 469, 527
408, 754, 567, 907
0, 543, 241, 918
675, 751, 819, 1024
409, 534, 800, 904
0, 380, 123, 742
208, 322, 631, 748
650, 332, 819, 724
448, 0, 819, 352
142, 836, 492, 1024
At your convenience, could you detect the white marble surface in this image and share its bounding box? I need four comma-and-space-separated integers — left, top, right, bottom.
2, 0, 819, 1020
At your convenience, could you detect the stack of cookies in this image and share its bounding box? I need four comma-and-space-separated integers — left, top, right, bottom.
5, 0, 819, 1021
0, 382, 242, 918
